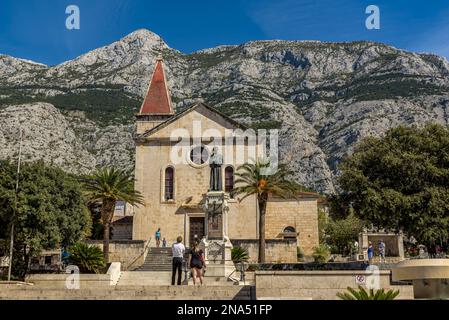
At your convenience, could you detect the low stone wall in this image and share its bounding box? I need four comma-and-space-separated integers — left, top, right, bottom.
25, 262, 121, 289
255, 270, 414, 300
85, 240, 147, 270
232, 239, 297, 263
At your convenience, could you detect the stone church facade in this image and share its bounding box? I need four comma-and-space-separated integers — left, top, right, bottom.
131, 58, 319, 262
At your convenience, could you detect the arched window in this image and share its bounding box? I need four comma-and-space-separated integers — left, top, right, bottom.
225, 166, 234, 197
164, 167, 174, 200
283, 226, 296, 239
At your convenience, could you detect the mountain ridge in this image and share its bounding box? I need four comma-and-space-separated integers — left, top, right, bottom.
2, 28, 449, 194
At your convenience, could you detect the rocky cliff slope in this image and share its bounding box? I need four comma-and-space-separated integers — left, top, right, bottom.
2, 29, 449, 193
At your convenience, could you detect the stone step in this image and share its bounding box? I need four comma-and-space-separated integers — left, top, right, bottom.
137, 266, 172, 271
0, 285, 254, 300
117, 271, 243, 287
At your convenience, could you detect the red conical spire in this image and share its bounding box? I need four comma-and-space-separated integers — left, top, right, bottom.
139, 59, 173, 114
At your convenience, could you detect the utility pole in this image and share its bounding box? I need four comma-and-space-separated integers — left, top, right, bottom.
7, 128, 23, 281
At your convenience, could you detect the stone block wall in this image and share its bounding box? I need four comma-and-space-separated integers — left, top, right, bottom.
265, 198, 319, 256
255, 270, 414, 300
232, 239, 297, 263
85, 240, 147, 270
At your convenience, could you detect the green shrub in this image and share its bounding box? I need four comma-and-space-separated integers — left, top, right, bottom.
337, 286, 400, 300
66, 243, 105, 274
297, 247, 304, 261
231, 246, 249, 264
312, 244, 330, 263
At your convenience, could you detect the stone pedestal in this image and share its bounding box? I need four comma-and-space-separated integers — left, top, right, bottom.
392, 259, 449, 299
200, 191, 235, 279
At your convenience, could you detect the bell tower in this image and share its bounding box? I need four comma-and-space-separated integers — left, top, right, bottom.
136, 56, 174, 134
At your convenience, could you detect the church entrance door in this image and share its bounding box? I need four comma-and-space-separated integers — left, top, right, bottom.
189, 217, 205, 247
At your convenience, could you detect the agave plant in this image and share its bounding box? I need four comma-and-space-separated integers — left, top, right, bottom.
66, 243, 105, 274
231, 246, 249, 264
337, 286, 400, 300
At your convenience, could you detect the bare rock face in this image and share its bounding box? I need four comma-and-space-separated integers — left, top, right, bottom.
0, 103, 95, 173
2, 30, 449, 194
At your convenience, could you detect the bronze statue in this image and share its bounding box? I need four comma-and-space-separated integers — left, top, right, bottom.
209, 147, 223, 191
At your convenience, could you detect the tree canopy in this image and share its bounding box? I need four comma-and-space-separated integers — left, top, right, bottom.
82, 167, 143, 262
0, 160, 91, 277
335, 124, 449, 246
233, 160, 302, 262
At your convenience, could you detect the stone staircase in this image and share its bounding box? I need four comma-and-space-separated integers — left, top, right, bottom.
117, 271, 245, 286
136, 247, 173, 271
0, 283, 254, 300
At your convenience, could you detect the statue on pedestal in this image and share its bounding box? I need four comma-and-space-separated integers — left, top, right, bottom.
209, 147, 223, 191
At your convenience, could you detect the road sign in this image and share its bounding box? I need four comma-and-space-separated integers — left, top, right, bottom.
355, 274, 366, 285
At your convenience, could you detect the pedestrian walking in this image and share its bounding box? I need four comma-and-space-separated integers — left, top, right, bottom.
155, 228, 161, 247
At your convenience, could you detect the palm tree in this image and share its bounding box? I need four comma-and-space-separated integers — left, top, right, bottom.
337, 286, 399, 300
233, 159, 301, 263
82, 168, 144, 262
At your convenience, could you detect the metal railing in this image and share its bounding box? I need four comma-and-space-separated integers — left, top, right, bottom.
127, 237, 152, 270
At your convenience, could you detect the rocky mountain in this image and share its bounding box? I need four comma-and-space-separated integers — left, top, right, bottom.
2, 29, 449, 194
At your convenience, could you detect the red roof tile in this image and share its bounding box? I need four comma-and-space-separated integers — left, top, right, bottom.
139, 59, 173, 114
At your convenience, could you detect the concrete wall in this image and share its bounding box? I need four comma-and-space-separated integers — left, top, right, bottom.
232, 239, 297, 263
85, 240, 146, 270
255, 270, 414, 300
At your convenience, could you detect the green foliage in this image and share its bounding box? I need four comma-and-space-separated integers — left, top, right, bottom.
335, 124, 449, 246
325, 213, 364, 254
0, 160, 91, 278
249, 120, 282, 130
82, 168, 144, 260
82, 167, 144, 210
0, 87, 141, 126
337, 286, 400, 300
231, 246, 249, 264
312, 244, 330, 263
317, 207, 328, 244
296, 247, 304, 261
233, 159, 305, 203
214, 101, 273, 121
66, 243, 105, 273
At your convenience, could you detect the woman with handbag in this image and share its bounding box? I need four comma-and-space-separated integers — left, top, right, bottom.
189, 241, 206, 286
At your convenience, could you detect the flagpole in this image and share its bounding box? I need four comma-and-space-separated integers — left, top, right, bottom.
7, 128, 23, 281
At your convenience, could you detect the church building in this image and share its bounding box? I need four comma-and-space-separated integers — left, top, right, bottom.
131, 57, 319, 262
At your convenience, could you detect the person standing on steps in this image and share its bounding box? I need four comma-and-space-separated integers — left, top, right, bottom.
155, 228, 161, 248
367, 241, 374, 264
171, 236, 185, 285
162, 238, 167, 248
378, 240, 386, 264
189, 241, 205, 286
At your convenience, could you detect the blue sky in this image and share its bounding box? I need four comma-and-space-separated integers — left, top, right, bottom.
1, 0, 448, 66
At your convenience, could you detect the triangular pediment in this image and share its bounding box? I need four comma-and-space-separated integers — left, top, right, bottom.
136, 102, 247, 140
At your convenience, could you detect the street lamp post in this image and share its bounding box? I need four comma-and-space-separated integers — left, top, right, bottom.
7, 128, 23, 281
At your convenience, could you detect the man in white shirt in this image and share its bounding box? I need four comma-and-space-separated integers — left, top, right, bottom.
171, 236, 185, 285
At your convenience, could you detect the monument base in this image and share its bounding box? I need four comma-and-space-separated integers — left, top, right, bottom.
200, 236, 236, 279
